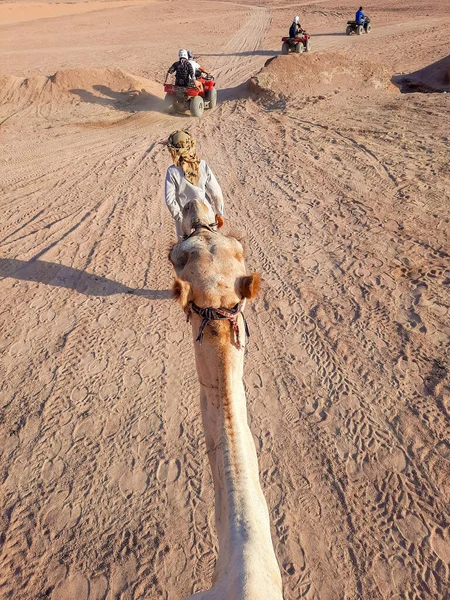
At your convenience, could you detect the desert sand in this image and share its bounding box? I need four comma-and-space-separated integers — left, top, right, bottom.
0, 0, 449, 598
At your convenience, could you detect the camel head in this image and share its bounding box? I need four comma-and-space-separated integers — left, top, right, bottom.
169, 201, 260, 344
180, 198, 224, 238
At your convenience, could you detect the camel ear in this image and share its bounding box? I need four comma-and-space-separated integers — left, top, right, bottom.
172, 278, 192, 309
237, 273, 260, 300
216, 215, 224, 229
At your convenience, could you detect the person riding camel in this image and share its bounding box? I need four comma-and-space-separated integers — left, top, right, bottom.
165, 49, 194, 88
289, 15, 303, 38
164, 130, 224, 241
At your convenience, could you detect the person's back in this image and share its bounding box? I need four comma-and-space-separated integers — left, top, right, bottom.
289, 15, 301, 38
165, 49, 194, 88
355, 6, 365, 22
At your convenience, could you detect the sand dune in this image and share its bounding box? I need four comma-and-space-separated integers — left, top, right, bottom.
249, 52, 393, 101
392, 53, 450, 93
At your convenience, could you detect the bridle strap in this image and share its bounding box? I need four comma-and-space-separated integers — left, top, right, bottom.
188, 301, 249, 349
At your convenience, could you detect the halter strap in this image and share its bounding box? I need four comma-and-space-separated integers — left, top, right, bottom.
187, 301, 250, 349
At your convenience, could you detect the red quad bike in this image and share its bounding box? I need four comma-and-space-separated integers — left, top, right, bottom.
281, 31, 311, 55
164, 75, 217, 117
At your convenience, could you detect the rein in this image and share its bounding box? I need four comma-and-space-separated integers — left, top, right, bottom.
187, 301, 250, 349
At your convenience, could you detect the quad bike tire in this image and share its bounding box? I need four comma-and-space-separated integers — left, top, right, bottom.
305, 39, 311, 52
346, 25, 352, 35
295, 42, 304, 54
365, 23, 371, 33
190, 95, 204, 117
282, 42, 289, 55
357, 25, 364, 35
206, 88, 218, 109
164, 93, 174, 113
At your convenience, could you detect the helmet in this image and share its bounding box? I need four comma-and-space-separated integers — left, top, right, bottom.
187, 50, 193, 59
294, 15, 299, 23
178, 49, 188, 59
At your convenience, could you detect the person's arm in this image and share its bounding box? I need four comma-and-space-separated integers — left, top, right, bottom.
165, 62, 176, 83
165, 168, 183, 222
204, 164, 224, 217
187, 62, 194, 79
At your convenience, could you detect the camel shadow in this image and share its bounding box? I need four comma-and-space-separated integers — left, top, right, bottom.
70, 85, 166, 113
0, 258, 171, 299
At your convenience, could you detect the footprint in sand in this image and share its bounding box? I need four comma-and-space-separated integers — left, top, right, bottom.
73, 416, 102, 441
9, 340, 28, 357
41, 457, 65, 484
167, 329, 184, 343
156, 459, 181, 483
89, 575, 108, 600
102, 412, 121, 438
396, 512, 428, 545
89, 358, 108, 375
71, 386, 88, 403
39, 367, 56, 384
140, 359, 165, 380
122, 371, 142, 389
119, 466, 148, 498
42, 502, 82, 539
52, 572, 89, 600
99, 382, 119, 400
430, 528, 450, 563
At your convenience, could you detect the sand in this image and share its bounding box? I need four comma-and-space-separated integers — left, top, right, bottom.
0, 0, 449, 599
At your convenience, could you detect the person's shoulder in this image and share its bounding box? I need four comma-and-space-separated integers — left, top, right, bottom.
167, 165, 181, 176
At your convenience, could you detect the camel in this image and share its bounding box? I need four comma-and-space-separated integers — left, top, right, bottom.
169, 200, 283, 600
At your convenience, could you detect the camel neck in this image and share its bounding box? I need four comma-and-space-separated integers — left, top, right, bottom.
191, 320, 282, 595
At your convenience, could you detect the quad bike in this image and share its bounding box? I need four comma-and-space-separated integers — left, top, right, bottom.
164, 74, 217, 117
281, 31, 311, 55
346, 16, 371, 35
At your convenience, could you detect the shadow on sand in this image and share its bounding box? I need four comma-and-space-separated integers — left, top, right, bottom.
70, 85, 166, 113
203, 50, 277, 58
0, 258, 171, 299
391, 54, 450, 93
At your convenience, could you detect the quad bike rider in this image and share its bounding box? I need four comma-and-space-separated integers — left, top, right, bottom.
164, 49, 217, 117
346, 6, 371, 35
289, 15, 302, 39
282, 15, 311, 54
187, 50, 209, 94
165, 49, 195, 88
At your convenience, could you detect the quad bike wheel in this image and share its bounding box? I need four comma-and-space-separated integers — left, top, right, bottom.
365, 23, 371, 33
305, 39, 311, 52
206, 88, 218, 109
282, 42, 289, 55
346, 25, 352, 35
295, 42, 304, 54
357, 25, 364, 35
164, 93, 174, 113
190, 95, 204, 117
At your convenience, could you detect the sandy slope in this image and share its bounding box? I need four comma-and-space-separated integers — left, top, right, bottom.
0, 1, 449, 599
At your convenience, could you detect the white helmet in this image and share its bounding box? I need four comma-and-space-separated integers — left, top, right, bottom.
178, 49, 188, 59
294, 16, 299, 23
